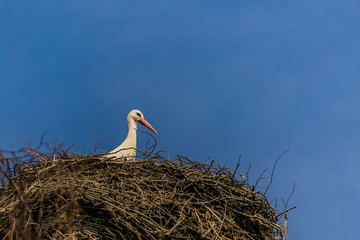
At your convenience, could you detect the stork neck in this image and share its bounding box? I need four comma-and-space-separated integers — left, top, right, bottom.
127, 118, 138, 137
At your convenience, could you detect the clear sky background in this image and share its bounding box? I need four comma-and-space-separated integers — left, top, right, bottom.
1, 1, 360, 239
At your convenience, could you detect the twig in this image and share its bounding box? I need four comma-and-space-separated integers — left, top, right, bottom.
282, 213, 288, 240
264, 149, 289, 195
245, 163, 252, 184
254, 168, 268, 189
231, 154, 242, 179
281, 183, 296, 211
276, 206, 297, 217
138, 129, 157, 159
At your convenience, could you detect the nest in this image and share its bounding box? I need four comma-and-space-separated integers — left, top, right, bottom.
0, 148, 284, 240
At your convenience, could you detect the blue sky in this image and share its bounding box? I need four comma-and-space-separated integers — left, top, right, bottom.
1, 0, 360, 239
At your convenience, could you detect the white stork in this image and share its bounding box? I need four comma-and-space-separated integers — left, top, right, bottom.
108, 109, 158, 160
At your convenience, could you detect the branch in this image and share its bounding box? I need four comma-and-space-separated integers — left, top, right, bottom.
264, 149, 289, 195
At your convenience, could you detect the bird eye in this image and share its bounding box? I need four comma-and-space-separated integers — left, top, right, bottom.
136, 112, 141, 117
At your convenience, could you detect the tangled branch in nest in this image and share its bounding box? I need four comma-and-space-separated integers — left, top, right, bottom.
0, 148, 283, 240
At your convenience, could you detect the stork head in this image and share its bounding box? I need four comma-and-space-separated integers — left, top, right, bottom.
128, 110, 158, 135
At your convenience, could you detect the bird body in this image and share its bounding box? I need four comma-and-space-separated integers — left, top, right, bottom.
109, 110, 157, 160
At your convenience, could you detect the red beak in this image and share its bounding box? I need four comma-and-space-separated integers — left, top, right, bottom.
138, 118, 158, 135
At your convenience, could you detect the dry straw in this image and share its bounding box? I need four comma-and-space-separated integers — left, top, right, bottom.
0, 147, 285, 240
